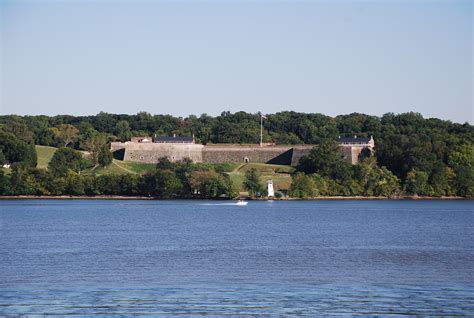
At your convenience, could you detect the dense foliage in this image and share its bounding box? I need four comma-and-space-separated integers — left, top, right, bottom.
0, 157, 236, 199
0, 111, 472, 197
292, 158, 401, 198
48, 147, 87, 176
0, 130, 37, 168
243, 168, 265, 197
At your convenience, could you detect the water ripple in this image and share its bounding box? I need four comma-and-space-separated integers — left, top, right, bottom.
1, 284, 473, 316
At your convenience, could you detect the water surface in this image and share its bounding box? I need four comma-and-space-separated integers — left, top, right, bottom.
1, 200, 473, 315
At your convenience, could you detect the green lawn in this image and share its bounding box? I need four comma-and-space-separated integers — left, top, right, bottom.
92, 160, 155, 175
236, 162, 294, 174
35, 145, 155, 175
227, 163, 293, 192
35, 145, 57, 169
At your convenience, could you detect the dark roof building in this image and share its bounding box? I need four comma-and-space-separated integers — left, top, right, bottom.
154, 134, 195, 144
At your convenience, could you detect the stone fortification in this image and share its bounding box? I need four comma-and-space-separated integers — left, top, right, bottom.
122, 142, 314, 165
290, 147, 313, 166
110, 142, 125, 152
120, 140, 373, 166
202, 145, 299, 165
341, 146, 372, 165
123, 142, 203, 163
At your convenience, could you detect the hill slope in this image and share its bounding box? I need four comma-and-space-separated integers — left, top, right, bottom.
228, 163, 294, 192
35, 145, 57, 169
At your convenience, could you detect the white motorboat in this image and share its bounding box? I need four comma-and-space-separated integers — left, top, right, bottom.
236, 200, 248, 206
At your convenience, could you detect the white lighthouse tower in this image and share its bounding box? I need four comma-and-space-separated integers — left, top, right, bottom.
267, 179, 274, 198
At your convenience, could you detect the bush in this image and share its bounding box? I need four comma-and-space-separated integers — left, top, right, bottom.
98, 146, 113, 167
48, 147, 84, 176
290, 172, 317, 198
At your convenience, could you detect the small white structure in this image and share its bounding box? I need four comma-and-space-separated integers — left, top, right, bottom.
267, 179, 274, 198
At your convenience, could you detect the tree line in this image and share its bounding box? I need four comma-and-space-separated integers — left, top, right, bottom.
0, 111, 473, 197
0, 150, 236, 198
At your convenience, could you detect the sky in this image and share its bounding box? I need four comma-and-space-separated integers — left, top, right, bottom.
1, 0, 472, 123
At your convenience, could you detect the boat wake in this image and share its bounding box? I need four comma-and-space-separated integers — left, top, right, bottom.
200, 202, 248, 206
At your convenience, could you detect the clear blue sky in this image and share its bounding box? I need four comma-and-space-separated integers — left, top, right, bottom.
1, 0, 472, 123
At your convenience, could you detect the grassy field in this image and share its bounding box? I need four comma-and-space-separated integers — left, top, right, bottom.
92, 160, 155, 175
35, 145, 57, 169
34, 145, 293, 190
35, 145, 156, 175
228, 162, 294, 192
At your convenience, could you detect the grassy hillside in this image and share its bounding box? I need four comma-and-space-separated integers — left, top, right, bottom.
35, 145, 155, 175
92, 160, 155, 175
228, 163, 294, 192
35, 145, 57, 169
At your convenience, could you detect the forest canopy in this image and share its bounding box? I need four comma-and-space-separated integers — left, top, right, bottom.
0, 111, 473, 197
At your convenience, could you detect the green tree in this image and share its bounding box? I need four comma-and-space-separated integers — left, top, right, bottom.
94, 175, 122, 195
189, 170, 235, 198
0, 168, 11, 194
82, 175, 97, 195
243, 168, 264, 197
119, 174, 139, 195
2, 120, 34, 142
139, 169, 182, 198
172, 158, 195, 195
81, 133, 107, 164
353, 158, 401, 197
311, 173, 331, 196
405, 169, 432, 196
189, 170, 216, 195
115, 120, 131, 141
372, 166, 401, 197
290, 172, 317, 198
331, 160, 353, 182
429, 162, 454, 196
0, 148, 5, 165
27, 168, 54, 195
52, 124, 79, 147
36, 128, 59, 147
64, 172, 85, 195
47, 176, 67, 195
155, 157, 175, 170
448, 144, 474, 197
9, 166, 37, 195
98, 145, 113, 167
48, 147, 84, 176
0, 130, 37, 167
297, 140, 342, 176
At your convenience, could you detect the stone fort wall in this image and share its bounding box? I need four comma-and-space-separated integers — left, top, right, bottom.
202, 146, 300, 165
290, 147, 313, 166
123, 142, 203, 163
122, 143, 372, 166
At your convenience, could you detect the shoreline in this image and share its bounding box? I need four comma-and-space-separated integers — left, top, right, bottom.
0, 195, 469, 200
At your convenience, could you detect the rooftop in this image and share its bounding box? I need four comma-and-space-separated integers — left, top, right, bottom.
154, 136, 194, 143
338, 136, 374, 144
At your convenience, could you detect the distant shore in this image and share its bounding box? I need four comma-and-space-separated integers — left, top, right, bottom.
0, 195, 469, 200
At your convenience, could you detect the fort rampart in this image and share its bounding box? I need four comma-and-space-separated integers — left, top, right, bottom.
123, 142, 203, 163
202, 145, 297, 165
119, 142, 372, 166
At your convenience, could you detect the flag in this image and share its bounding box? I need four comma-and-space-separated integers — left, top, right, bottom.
261, 114, 267, 119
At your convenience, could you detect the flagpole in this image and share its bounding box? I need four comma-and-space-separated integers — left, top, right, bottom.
260, 113, 263, 147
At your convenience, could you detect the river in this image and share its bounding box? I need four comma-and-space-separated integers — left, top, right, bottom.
1, 200, 473, 315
